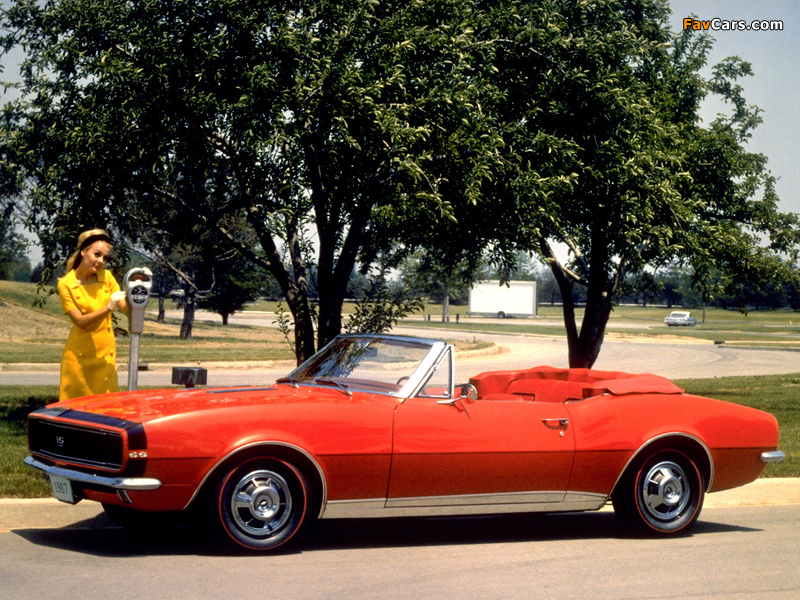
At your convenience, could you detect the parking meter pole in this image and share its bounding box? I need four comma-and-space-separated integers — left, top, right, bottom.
124, 268, 153, 391
128, 333, 141, 391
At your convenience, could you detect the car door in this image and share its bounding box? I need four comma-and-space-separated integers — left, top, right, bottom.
387, 395, 574, 509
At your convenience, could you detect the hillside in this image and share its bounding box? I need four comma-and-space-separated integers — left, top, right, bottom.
0, 281, 70, 344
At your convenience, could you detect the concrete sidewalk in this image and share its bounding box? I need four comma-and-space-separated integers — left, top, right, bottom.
2, 478, 798, 533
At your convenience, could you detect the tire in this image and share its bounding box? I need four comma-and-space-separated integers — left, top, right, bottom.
213, 457, 311, 551
618, 450, 704, 535
626, 450, 705, 535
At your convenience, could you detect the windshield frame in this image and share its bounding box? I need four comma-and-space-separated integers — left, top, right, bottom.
283, 334, 451, 398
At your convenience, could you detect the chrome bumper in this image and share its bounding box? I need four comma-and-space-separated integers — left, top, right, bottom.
760, 451, 785, 463
24, 456, 162, 491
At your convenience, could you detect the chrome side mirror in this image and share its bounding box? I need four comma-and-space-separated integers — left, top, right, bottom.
460, 383, 478, 402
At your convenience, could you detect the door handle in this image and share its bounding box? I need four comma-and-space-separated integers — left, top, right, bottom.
542, 418, 569, 427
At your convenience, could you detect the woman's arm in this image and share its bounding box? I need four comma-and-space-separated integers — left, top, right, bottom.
65, 306, 114, 330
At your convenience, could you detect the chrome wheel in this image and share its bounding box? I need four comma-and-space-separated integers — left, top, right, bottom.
628, 450, 704, 535
229, 470, 293, 537
215, 458, 310, 551
640, 461, 690, 522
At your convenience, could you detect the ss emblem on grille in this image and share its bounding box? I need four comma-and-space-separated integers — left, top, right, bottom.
55, 436, 65, 448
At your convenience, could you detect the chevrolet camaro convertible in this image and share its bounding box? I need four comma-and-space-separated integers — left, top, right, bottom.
26, 334, 784, 551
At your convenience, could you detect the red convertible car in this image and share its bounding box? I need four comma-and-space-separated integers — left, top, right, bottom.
26, 334, 784, 551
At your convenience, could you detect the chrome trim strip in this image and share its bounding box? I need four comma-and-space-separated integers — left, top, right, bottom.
322, 492, 607, 519
761, 450, 785, 463
399, 341, 450, 399
185, 441, 328, 518
321, 498, 386, 518
564, 491, 608, 505
386, 490, 565, 508
609, 433, 715, 493
24, 456, 162, 491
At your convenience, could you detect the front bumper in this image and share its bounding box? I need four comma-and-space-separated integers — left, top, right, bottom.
24, 456, 162, 491
760, 451, 785, 463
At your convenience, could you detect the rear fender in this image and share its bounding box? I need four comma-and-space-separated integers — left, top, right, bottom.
610, 433, 714, 496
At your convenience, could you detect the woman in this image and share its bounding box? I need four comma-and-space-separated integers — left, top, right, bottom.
57, 229, 128, 401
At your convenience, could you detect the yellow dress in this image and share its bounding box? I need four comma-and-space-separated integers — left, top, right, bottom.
58, 269, 121, 401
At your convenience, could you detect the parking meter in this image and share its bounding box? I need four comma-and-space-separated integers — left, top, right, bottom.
123, 267, 153, 391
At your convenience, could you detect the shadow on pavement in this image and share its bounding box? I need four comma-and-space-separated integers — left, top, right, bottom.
11, 510, 760, 557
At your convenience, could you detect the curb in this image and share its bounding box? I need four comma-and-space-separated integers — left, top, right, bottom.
2, 478, 799, 532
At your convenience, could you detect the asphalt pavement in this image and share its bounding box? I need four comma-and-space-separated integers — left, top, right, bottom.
1, 477, 798, 533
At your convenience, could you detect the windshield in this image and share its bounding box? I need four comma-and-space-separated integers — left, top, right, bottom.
284, 335, 438, 395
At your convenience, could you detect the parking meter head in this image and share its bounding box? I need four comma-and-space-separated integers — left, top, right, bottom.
124, 268, 152, 335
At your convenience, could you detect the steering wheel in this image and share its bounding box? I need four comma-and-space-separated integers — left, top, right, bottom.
396, 376, 410, 386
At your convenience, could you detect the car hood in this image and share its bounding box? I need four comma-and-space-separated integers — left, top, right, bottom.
48, 384, 368, 424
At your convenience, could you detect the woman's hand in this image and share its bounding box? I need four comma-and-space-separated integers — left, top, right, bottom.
108, 291, 126, 311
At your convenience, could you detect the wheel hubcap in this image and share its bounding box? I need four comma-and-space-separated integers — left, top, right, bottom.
641, 461, 690, 521
229, 470, 292, 537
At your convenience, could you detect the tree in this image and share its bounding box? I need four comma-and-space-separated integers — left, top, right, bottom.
196, 253, 267, 325
1, 0, 499, 363
4, 0, 797, 370
0, 199, 27, 280
400, 250, 474, 321
344, 266, 423, 333
472, 0, 799, 367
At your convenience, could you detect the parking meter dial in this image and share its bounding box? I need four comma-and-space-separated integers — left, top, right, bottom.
130, 284, 149, 305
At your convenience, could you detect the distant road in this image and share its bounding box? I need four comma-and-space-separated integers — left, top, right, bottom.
3, 312, 800, 388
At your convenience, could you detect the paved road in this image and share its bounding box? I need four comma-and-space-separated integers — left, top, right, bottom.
1, 504, 798, 599
4, 323, 800, 388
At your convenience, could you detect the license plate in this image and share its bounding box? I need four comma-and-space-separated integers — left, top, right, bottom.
50, 475, 76, 504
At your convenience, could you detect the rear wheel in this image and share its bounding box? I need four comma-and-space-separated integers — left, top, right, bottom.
213, 457, 311, 551
614, 450, 704, 535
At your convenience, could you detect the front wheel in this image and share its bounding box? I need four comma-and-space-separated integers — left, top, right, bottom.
213, 457, 311, 551
615, 450, 704, 535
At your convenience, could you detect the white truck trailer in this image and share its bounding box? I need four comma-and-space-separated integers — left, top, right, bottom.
468, 280, 537, 318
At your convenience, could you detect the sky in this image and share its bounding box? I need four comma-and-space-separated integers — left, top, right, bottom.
667, 0, 799, 214
1, 0, 798, 264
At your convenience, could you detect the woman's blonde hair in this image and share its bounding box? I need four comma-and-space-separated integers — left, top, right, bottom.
67, 228, 113, 271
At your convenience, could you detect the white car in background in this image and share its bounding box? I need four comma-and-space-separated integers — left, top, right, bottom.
664, 311, 697, 326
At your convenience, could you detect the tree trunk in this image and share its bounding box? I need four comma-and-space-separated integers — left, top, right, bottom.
441, 290, 450, 322
315, 202, 370, 350
221, 312, 229, 325
541, 240, 611, 369
570, 294, 612, 369
287, 294, 316, 365
157, 296, 165, 323
248, 221, 316, 365
180, 291, 195, 340
316, 278, 346, 351
545, 260, 582, 367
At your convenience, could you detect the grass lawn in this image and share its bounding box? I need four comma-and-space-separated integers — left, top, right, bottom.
5, 280, 800, 361
0, 386, 59, 498
409, 304, 800, 347
1, 373, 796, 498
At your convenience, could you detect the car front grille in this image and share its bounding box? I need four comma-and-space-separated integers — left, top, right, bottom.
28, 417, 124, 471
